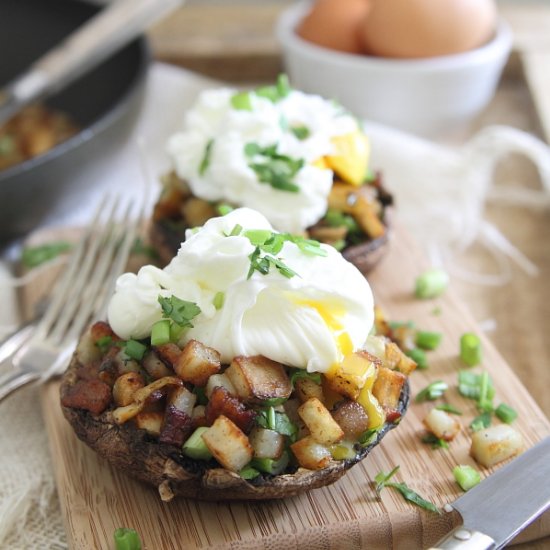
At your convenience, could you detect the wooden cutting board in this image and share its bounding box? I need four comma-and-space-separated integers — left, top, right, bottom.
33, 225, 550, 550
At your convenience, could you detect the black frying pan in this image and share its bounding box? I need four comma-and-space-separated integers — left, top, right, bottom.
0, 0, 149, 243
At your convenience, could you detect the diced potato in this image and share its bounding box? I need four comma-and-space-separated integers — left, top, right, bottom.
249, 427, 285, 460
371, 367, 406, 412
205, 373, 237, 398
134, 411, 164, 436
424, 408, 461, 441
174, 339, 221, 386
352, 195, 385, 239
191, 405, 207, 427
325, 351, 379, 400
332, 400, 370, 439
201, 415, 254, 472
142, 351, 173, 380
225, 355, 291, 403
298, 397, 344, 445
181, 197, 217, 228
322, 377, 346, 409
327, 183, 359, 214
168, 386, 197, 416
76, 330, 102, 364
290, 435, 332, 470
383, 341, 417, 375
470, 425, 523, 468
112, 372, 145, 407
295, 377, 324, 403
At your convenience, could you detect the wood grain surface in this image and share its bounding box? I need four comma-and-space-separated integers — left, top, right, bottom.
35, 225, 550, 550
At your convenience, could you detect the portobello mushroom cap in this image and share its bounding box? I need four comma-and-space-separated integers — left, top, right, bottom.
60, 349, 410, 501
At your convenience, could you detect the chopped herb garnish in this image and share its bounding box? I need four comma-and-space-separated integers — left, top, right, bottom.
114, 527, 142, 550
151, 319, 171, 346
230, 91, 252, 111
193, 386, 209, 406
414, 268, 449, 299
254, 73, 291, 102
495, 403, 517, 424
289, 369, 322, 388
470, 411, 492, 432
460, 332, 482, 367
406, 348, 428, 369
213, 291, 225, 310
358, 427, 381, 446
245, 142, 303, 193
458, 370, 495, 401
375, 466, 440, 514
216, 203, 234, 216
158, 295, 201, 328
324, 209, 361, 232
290, 125, 310, 140
22, 241, 72, 269
247, 246, 298, 280
227, 223, 243, 237
477, 370, 493, 411
416, 330, 443, 351
123, 339, 147, 361
130, 237, 159, 260
239, 464, 261, 480
435, 403, 462, 415
453, 465, 481, 492
431, 306, 443, 316
198, 138, 214, 176
95, 335, 113, 354
415, 380, 448, 403
256, 406, 298, 442
421, 433, 449, 449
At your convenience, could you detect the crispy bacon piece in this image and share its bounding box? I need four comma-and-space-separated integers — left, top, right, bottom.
205, 386, 256, 433
159, 405, 193, 446
154, 343, 182, 370
61, 378, 112, 415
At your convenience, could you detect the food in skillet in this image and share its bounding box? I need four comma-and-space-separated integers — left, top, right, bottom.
0, 104, 78, 171
150, 76, 392, 273
61, 208, 413, 501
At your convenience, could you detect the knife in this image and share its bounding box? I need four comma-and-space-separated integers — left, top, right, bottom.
431, 436, 550, 549
0, 0, 183, 125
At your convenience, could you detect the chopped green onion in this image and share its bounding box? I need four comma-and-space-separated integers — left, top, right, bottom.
213, 291, 225, 310
416, 331, 443, 351
421, 433, 449, 449
230, 91, 252, 111
123, 340, 147, 361
435, 403, 462, 415
495, 403, 518, 424
216, 203, 234, 216
415, 381, 448, 403
170, 322, 185, 343
151, 319, 171, 346
358, 427, 381, 446
458, 370, 495, 401
470, 411, 492, 432
460, 333, 482, 367
453, 465, 481, 492
324, 209, 361, 232
95, 335, 113, 354
431, 306, 442, 316
198, 138, 214, 176
22, 241, 72, 269
243, 229, 272, 246
375, 466, 440, 514
239, 464, 261, 480
477, 370, 493, 411
114, 528, 142, 550
255, 407, 298, 442
251, 452, 290, 475
405, 348, 428, 369
290, 125, 310, 140
228, 223, 243, 237
254, 74, 291, 103
414, 268, 449, 299
332, 239, 346, 251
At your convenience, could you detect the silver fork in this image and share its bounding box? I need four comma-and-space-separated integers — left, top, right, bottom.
0, 191, 146, 402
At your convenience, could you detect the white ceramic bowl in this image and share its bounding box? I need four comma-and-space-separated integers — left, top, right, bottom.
276, 1, 513, 137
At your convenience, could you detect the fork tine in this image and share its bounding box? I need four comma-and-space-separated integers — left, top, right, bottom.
34, 193, 111, 341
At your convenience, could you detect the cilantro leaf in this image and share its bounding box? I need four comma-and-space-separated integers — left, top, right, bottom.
289, 369, 322, 388
158, 295, 201, 328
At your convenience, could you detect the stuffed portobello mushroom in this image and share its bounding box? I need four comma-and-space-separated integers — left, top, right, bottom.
61, 208, 413, 501
150, 76, 392, 274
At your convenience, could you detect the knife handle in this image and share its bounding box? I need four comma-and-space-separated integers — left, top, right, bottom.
429, 527, 496, 550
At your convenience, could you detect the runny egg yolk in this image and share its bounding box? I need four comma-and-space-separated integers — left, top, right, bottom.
295, 299, 354, 362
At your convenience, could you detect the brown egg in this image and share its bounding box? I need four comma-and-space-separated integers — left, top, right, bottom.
297, 0, 372, 54
359, 0, 497, 58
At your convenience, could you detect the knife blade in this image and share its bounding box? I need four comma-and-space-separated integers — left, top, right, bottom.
431, 436, 550, 549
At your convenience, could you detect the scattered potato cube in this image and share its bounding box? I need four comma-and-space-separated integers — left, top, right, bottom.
226, 355, 291, 403
249, 427, 285, 460
134, 411, 164, 436
424, 408, 461, 441
142, 351, 173, 380
168, 386, 197, 416
295, 377, 324, 403
205, 373, 237, 398
298, 397, 344, 445
112, 372, 145, 407
291, 435, 332, 470
371, 367, 406, 411
470, 425, 523, 468
174, 339, 221, 386
325, 351, 378, 400
201, 415, 254, 472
